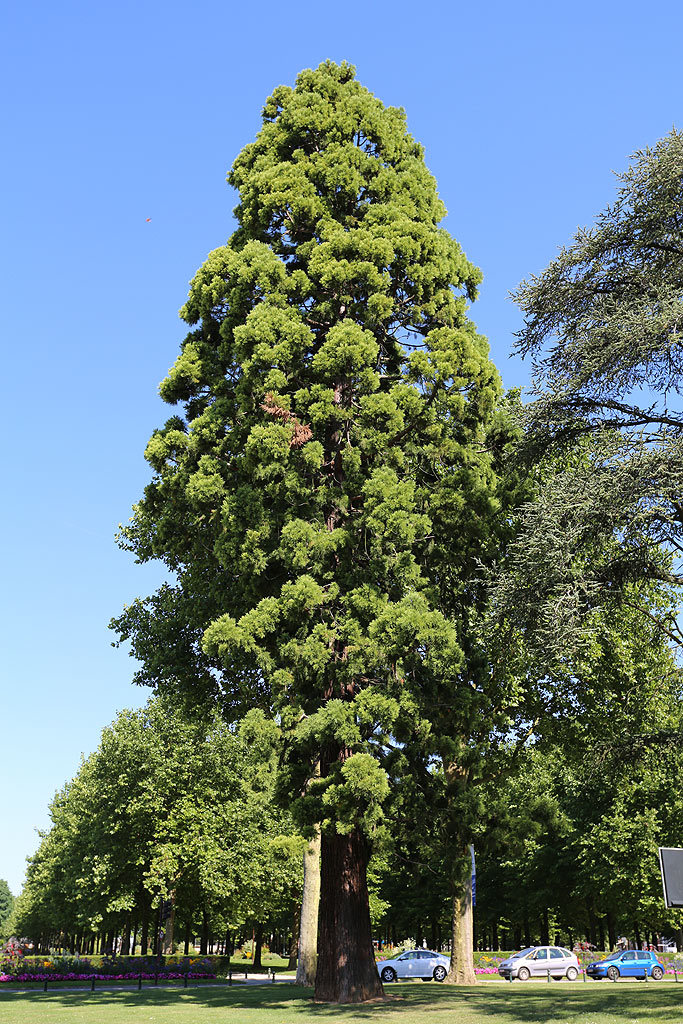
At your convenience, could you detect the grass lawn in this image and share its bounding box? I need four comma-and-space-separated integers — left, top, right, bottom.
1, 980, 682, 1024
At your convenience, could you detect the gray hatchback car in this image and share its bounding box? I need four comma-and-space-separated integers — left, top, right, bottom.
497, 946, 580, 981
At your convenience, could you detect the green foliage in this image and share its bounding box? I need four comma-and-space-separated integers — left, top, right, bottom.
112, 60, 505, 849
503, 130, 683, 655
12, 701, 302, 945
0, 881, 14, 938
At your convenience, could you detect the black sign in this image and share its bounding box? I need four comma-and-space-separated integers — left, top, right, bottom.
658, 848, 683, 908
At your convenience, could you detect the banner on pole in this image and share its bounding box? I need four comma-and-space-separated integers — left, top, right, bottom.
470, 844, 476, 907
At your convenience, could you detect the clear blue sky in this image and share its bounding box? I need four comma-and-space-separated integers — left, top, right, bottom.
2, 0, 682, 896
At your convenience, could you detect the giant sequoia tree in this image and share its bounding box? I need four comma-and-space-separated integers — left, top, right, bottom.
115, 61, 501, 1002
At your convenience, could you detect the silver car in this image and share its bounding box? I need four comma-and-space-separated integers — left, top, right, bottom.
378, 949, 450, 982
498, 945, 580, 981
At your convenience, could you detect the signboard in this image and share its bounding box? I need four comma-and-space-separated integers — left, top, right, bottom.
658, 847, 683, 908
470, 844, 476, 907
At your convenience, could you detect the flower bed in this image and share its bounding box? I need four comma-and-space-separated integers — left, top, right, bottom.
0, 954, 215, 983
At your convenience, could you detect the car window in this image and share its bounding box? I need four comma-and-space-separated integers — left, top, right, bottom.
535, 949, 548, 960
549, 949, 563, 959
561, 949, 572, 957
622, 952, 636, 961
418, 952, 433, 959
636, 952, 650, 960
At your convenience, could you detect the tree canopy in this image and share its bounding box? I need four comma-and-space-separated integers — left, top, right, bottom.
500, 130, 683, 656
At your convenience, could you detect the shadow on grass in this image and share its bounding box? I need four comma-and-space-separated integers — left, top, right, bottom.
0, 980, 681, 1021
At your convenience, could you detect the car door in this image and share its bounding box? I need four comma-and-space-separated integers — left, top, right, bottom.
396, 952, 418, 978
531, 947, 548, 976
418, 951, 436, 977
549, 948, 566, 975
620, 951, 637, 976
635, 952, 651, 977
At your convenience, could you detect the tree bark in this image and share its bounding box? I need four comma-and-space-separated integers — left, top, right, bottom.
314, 828, 384, 1003
253, 923, 264, 970
288, 907, 299, 970
121, 918, 131, 956
200, 910, 209, 955
162, 896, 175, 954
296, 824, 321, 986
140, 905, 149, 956
607, 911, 616, 951
540, 909, 549, 947
445, 860, 476, 985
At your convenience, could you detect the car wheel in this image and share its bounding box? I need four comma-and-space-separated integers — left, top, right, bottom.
651, 966, 664, 981
566, 967, 578, 981
606, 966, 619, 981
433, 965, 447, 982
381, 967, 397, 983
517, 967, 530, 981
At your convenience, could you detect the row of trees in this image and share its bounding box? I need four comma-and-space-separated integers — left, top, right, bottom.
12, 66, 683, 1003
10, 701, 303, 965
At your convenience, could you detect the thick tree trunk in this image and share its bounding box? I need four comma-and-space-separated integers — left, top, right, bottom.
445, 862, 476, 985
296, 824, 321, 986
314, 828, 384, 1003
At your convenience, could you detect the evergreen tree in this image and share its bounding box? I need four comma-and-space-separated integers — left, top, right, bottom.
503, 130, 683, 655
113, 61, 502, 1001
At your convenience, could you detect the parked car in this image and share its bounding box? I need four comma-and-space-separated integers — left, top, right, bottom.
586, 950, 664, 980
378, 949, 450, 982
497, 946, 580, 981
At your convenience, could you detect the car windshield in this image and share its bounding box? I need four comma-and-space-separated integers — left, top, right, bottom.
603, 952, 621, 960
512, 948, 536, 959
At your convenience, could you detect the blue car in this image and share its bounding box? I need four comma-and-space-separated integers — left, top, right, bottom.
586, 950, 665, 981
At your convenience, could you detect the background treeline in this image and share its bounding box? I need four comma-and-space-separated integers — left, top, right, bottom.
9, 621, 683, 957
7, 702, 303, 964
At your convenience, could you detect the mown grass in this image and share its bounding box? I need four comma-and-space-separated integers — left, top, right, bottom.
1, 979, 682, 1024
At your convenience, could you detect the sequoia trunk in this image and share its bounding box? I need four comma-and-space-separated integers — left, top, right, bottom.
314, 828, 384, 1002
296, 824, 321, 986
